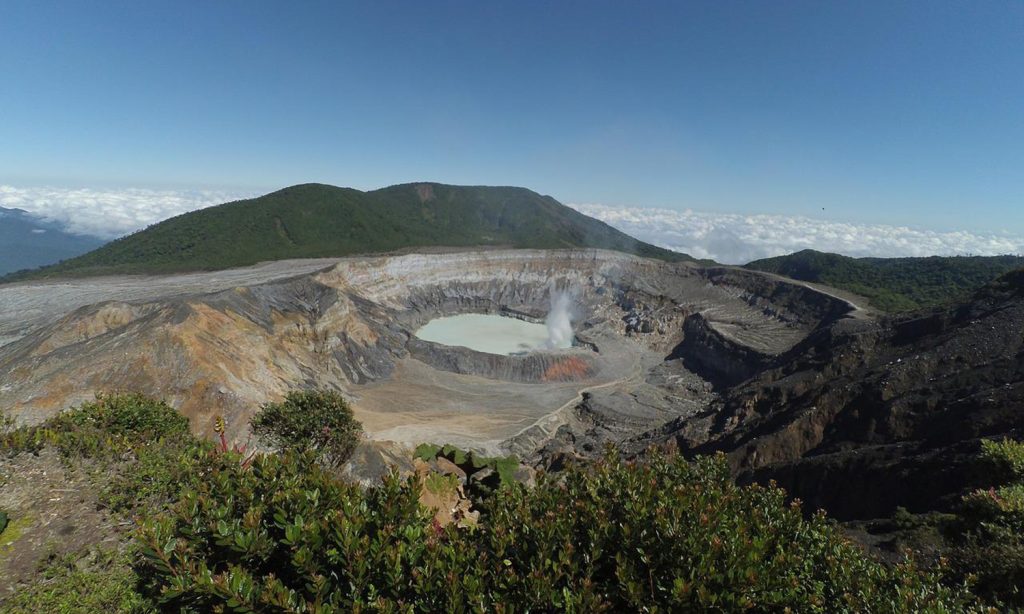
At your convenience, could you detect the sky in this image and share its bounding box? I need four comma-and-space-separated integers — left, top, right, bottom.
1, 1, 1022, 262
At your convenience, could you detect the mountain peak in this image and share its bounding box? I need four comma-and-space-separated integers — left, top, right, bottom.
4, 182, 691, 281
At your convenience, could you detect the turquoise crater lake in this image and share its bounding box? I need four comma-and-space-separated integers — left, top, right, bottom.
414, 314, 571, 355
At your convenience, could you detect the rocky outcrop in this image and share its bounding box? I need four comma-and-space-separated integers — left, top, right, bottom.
668, 314, 772, 389
650, 272, 1024, 520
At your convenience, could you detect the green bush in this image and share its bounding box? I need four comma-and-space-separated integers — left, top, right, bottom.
46, 393, 190, 459
99, 435, 213, 514
979, 437, 1024, 482
440, 443, 469, 465
0, 509, 8, 536
948, 438, 1024, 608
0, 413, 48, 456
2, 392, 190, 460
251, 389, 362, 468
137, 449, 975, 612
413, 443, 441, 461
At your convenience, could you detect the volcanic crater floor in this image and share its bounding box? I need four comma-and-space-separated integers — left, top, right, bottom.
0, 249, 855, 462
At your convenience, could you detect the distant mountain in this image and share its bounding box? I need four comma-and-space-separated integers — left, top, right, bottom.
0, 207, 106, 276
744, 249, 1024, 311
2, 183, 693, 281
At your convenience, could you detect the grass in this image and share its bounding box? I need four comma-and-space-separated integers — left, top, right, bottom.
0, 514, 33, 562
2, 547, 154, 614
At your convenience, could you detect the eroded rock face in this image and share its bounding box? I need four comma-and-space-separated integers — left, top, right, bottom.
0, 249, 852, 458
648, 275, 1024, 520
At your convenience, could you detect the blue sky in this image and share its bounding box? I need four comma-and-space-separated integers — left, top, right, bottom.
1, 1, 1022, 238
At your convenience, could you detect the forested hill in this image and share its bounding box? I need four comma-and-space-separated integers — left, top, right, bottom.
745, 249, 1024, 311
2, 183, 692, 281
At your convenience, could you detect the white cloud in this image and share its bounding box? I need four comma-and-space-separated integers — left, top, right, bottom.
0, 185, 257, 239
2, 184, 1020, 263
569, 203, 1024, 264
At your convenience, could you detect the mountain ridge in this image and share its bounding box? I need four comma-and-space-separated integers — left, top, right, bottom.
1, 182, 693, 281
744, 248, 1024, 311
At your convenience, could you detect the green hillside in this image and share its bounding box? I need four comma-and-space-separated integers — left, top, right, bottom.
1, 183, 690, 280
745, 249, 1024, 311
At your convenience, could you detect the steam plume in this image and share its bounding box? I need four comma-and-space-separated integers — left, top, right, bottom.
545, 291, 576, 349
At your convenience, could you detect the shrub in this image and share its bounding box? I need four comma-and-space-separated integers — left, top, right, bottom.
137, 450, 465, 612
0, 413, 48, 457
46, 393, 190, 459
948, 438, 1024, 608
250, 389, 362, 468
413, 442, 441, 461
979, 437, 1024, 482
137, 449, 976, 612
99, 436, 213, 514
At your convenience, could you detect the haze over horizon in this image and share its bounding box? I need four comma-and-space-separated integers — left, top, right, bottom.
2, 1, 1022, 261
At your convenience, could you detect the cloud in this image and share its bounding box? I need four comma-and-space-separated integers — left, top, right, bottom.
0, 185, 257, 239
569, 203, 1024, 264
2, 184, 1020, 263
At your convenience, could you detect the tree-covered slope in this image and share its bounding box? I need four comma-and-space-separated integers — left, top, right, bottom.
745, 249, 1024, 311
2, 183, 690, 280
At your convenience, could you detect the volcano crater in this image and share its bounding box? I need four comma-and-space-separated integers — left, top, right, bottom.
0, 249, 856, 459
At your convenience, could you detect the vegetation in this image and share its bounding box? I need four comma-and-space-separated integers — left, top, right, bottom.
44, 392, 191, 459
744, 249, 1024, 312
0, 394, 207, 612
414, 442, 520, 487
1, 183, 692, 281
1, 393, 1015, 611
251, 389, 363, 468
946, 438, 1024, 608
134, 448, 976, 612
2, 548, 155, 614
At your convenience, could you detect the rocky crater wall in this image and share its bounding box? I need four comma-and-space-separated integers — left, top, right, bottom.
0, 249, 858, 453
406, 338, 596, 383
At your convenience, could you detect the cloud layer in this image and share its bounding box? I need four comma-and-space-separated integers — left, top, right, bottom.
1, 184, 1020, 264
0, 185, 255, 239
570, 203, 1024, 264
